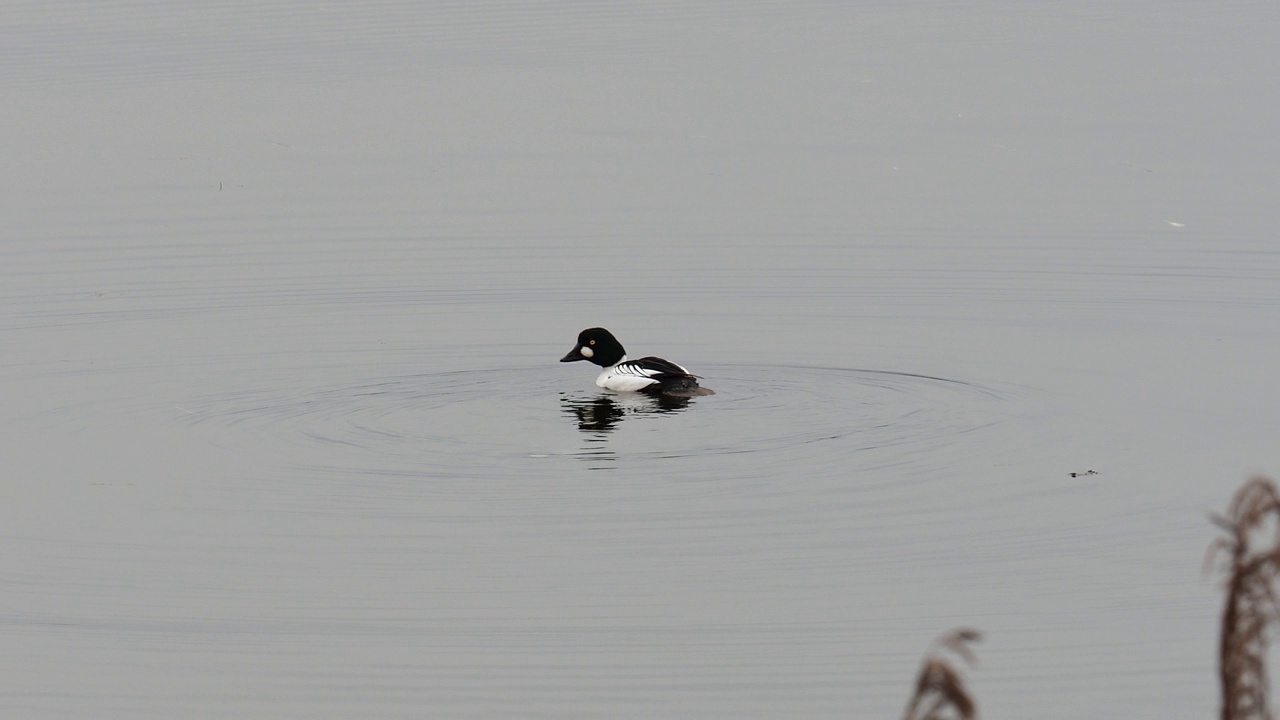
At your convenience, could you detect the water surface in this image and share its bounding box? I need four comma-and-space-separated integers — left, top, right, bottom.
4, 2, 1280, 718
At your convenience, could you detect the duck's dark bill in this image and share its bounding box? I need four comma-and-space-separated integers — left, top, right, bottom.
560, 348, 584, 362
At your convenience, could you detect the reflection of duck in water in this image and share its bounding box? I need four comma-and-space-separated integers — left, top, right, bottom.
560, 327, 714, 397
560, 393, 692, 433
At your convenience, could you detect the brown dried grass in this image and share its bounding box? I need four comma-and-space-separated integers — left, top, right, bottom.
1209, 476, 1280, 720
900, 628, 982, 720
893, 476, 1280, 720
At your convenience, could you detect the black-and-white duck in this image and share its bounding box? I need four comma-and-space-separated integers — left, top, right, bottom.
560, 327, 713, 397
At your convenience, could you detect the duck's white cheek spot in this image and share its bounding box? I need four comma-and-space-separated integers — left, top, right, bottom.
580, 346, 594, 358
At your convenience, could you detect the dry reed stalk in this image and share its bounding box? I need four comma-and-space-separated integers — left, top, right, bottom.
900, 628, 982, 720
1209, 476, 1280, 720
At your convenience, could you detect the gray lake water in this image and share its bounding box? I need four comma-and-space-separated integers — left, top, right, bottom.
4, 2, 1279, 718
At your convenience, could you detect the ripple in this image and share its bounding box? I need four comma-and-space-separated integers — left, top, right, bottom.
180, 362, 1020, 481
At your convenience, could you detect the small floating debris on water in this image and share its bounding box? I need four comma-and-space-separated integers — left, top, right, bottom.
1069, 469, 1099, 478
1165, 220, 1185, 227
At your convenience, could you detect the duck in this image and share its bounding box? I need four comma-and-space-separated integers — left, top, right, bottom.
560, 327, 714, 397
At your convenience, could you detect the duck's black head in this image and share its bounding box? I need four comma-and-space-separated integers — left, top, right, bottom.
560, 327, 626, 367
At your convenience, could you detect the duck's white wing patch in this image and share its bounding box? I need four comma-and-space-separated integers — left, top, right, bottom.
596, 361, 662, 392
616, 361, 663, 378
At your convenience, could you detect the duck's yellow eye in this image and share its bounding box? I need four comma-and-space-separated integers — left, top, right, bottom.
589, 340, 596, 345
